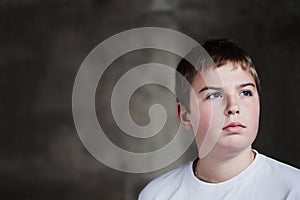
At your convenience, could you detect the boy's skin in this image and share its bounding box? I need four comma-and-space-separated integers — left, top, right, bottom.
177, 62, 260, 183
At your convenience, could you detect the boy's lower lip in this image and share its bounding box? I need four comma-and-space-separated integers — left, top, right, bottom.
222, 125, 244, 132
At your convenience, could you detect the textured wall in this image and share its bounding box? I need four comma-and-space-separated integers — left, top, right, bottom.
1, 0, 300, 199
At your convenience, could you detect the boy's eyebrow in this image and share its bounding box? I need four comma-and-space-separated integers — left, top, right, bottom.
198, 86, 222, 93
199, 83, 256, 93
239, 83, 256, 89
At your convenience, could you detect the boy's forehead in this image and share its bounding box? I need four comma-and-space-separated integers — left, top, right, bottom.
192, 63, 255, 88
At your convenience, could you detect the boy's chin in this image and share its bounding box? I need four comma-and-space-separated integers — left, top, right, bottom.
214, 135, 253, 153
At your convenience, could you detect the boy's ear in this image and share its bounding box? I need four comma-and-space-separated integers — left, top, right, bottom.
176, 103, 192, 130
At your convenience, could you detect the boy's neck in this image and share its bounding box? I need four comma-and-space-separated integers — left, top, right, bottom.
195, 147, 255, 183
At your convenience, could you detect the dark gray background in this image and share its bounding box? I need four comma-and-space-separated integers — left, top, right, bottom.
1, 0, 300, 199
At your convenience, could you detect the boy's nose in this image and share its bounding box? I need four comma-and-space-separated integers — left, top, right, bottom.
225, 96, 240, 116
226, 105, 240, 115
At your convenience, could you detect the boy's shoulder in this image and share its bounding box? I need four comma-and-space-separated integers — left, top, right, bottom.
261, 153, 300, 182
259, 153, 300, 198
139, 161, 192, 200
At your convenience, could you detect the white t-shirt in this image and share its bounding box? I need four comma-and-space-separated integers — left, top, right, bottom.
139, 152, 300, 200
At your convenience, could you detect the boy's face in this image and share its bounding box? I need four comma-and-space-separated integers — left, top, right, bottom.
179, 63, 260, 157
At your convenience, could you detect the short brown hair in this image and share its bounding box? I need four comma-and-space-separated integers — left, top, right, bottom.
175, 39, 261, 112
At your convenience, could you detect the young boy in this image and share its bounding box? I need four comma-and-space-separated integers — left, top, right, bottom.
139, 39, 300, 199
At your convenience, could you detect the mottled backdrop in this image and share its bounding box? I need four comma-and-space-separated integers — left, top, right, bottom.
1, 0, 300, 199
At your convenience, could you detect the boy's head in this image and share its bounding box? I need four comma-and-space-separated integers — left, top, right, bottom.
175, 39, 261, 113
175, 39, 261, 157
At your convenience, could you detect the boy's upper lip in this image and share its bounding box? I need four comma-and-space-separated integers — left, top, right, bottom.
223, 122, 246, 130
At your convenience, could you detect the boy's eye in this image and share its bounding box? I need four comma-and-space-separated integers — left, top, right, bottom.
241, 90, 253, 96
206, 92, 222, 99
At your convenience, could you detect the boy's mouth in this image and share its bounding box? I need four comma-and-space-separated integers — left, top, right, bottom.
222, 122, 246, 132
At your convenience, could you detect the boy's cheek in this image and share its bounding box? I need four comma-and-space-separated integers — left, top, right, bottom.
198, 105, 226, 133
194, 107, 213, 136
249, 107, 260, 129
244, 101, 260, 121
194, 108, 224, 157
